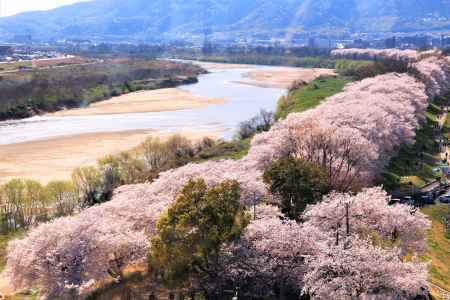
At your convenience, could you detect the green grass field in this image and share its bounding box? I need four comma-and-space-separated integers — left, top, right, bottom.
421, 204, 450, 293
275, 76, 350, 119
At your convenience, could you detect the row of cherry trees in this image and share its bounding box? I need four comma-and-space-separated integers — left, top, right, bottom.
3, 52, 450, 298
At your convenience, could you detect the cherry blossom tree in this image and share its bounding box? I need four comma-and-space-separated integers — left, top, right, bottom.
303, 238, 429, 300
303, 187, 431, 255
287, 121, 377, 191
220, 205, 325, 298
247, 73, 429, 187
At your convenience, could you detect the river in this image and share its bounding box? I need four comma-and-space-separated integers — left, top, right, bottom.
0, 62, 287, 145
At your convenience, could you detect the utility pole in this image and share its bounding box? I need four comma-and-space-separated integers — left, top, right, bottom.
344, 202, 351, 249
253, 196, 256, 220
345, 202, 350, 236
202, 1, 212, 55
335, 222, 341, 246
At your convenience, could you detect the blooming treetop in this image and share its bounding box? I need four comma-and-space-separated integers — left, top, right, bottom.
303, 238, 429, 300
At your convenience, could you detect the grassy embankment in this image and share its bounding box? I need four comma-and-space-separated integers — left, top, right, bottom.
275, 76, 351, 120
0, 59, 204, 121
421, 204, 450, 295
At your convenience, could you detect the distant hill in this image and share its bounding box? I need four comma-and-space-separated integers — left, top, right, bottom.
1, 0, 450, 42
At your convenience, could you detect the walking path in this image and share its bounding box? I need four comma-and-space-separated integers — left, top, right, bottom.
429, 282, 450, 300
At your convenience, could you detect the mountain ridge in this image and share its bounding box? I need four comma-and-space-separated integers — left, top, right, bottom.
1, 0, 450, 42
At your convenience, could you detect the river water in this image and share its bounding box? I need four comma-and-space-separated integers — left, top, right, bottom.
0, 62, 286, 145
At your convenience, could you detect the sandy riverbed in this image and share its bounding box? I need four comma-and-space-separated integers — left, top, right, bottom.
49, 88, 225, 117
0, 130, 215, 184
237, 67, 336, 88
197, 62, 335, 88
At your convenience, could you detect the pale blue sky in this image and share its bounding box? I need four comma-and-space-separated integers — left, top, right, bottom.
1, 0, 89, 17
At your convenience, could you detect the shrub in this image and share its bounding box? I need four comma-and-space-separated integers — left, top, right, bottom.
0, 179, 49, 232
46, 181, 78, 217
165, 135, 195, 167
71, 167, 103, 207
195, 136, 216, 153
263, 157, 329, 220
237, 109, 274, 139
142, 137, 170, 172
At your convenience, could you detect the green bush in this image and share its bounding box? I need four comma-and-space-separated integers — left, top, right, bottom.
263, 157, 330, 220
72, 166, 103, 207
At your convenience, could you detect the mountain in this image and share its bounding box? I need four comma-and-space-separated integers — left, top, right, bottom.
1, 0, 450, 42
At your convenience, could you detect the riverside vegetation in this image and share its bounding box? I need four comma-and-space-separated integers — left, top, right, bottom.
0, 58, 204, 121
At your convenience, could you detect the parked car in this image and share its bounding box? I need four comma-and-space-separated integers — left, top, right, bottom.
400, 196, 414, 205
388, 198, 401, 205
421, 195, 435, 205
438, 195, 450, 203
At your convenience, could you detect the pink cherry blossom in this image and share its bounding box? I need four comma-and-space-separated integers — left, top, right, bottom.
303, 187, 431, 255
303, 238, 429, 300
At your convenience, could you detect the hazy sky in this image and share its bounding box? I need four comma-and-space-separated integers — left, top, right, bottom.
1, 0, 89, 17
